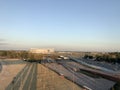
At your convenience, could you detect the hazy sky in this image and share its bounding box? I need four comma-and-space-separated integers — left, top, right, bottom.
0, 0, 120, 51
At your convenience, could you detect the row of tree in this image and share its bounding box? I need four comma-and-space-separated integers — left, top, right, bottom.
0, 50, 43, 60
0, 50, 58, 60
1, 50, 120, 63
84, 52, 120, 64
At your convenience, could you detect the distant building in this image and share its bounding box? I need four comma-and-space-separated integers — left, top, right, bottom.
29, 48, 54, 54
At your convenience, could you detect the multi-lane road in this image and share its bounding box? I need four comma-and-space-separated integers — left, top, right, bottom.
0, 58, 118, 90
43, 59, 115, 90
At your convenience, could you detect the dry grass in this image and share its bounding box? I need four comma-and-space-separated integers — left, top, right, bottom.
0, 64, 26, 90
37, 64, 82, 90
0, 63, 83, 90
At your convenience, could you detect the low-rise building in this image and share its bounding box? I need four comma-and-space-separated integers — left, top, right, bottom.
29, 48, 54, 54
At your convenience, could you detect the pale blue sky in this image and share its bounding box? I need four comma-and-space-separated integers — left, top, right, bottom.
0, 0, 120, 51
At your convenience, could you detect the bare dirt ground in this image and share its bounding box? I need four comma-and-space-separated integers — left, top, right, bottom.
0, 63, 83, 90
37, 64, 82, 90
0, 64, 26, 90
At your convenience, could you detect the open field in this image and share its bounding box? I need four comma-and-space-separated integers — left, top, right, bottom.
0, 58, 119, 90
0, 60, 83, 90
37, 64, 82, 90
0, 64, 26, 90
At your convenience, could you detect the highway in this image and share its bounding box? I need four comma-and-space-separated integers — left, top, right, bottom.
69, 56, 120, 73
43, 59, 115, 90
69, 57, 120, 81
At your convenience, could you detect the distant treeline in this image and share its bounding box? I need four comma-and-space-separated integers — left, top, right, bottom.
0, 50, 120, 63
0, 50, 57, 60
0, 50, 28, 59
84, 52, 120, 64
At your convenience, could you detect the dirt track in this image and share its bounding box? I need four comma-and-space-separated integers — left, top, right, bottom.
37, 64, 82, 90
1, 62, 82, 90
0, 64, 25, 90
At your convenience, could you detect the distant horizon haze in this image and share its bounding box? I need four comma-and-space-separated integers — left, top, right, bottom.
0, 0, 120, 52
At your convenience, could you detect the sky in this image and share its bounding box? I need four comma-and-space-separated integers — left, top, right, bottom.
0, 0, 120, 51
